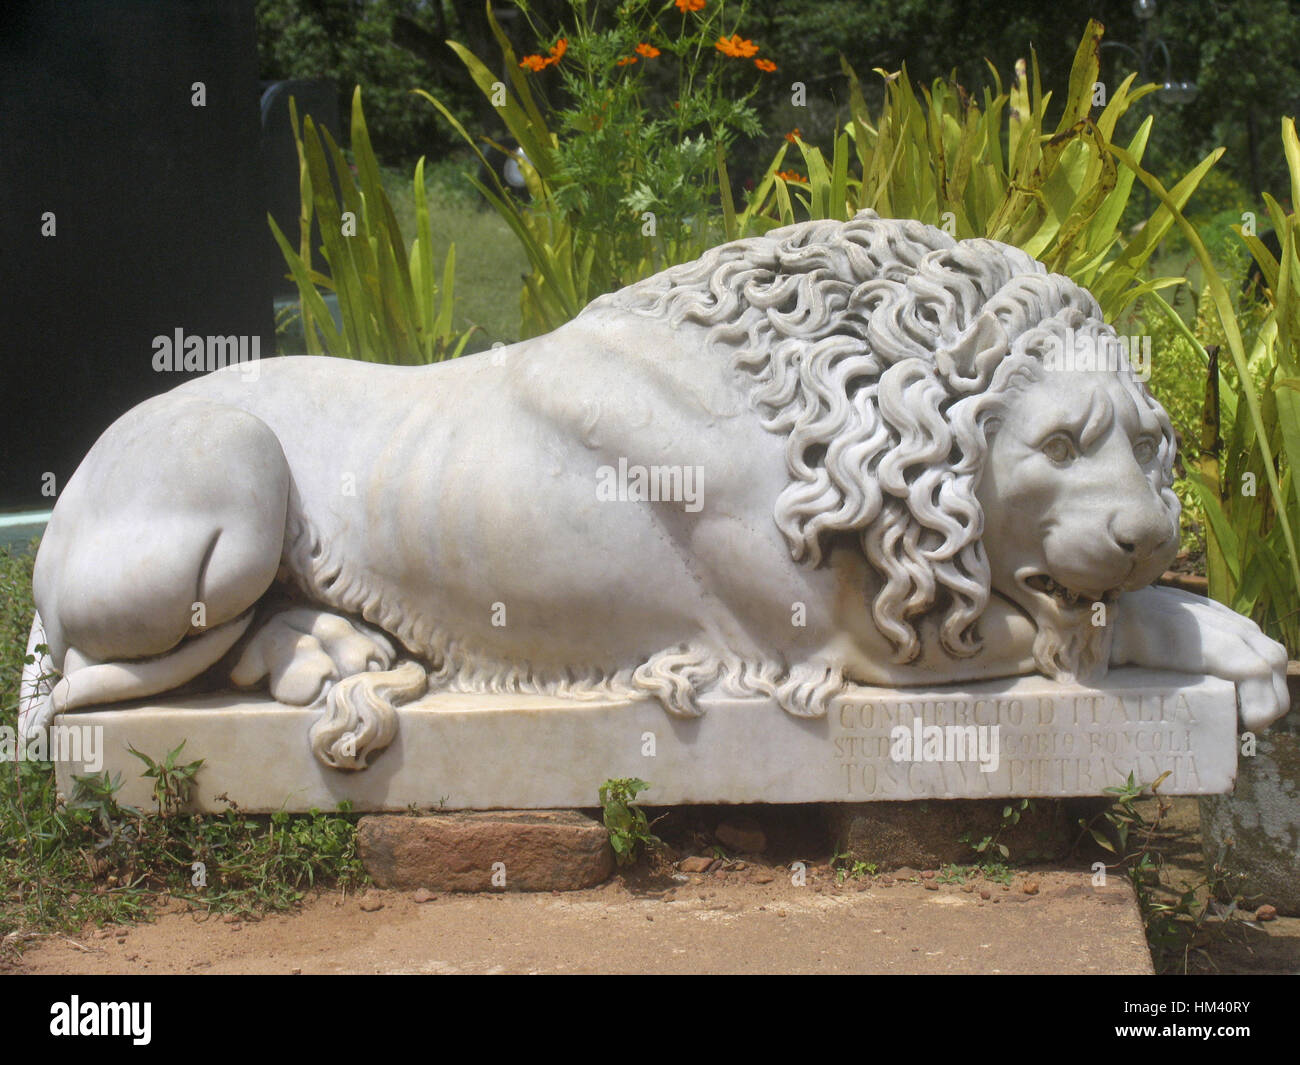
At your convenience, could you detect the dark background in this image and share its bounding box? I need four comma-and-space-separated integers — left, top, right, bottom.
0, 1, 275, 507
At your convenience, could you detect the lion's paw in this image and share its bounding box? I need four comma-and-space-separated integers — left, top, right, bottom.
1116, 587, 1289, 731
230, 606, 397, 705
1184, 596, 1289, 731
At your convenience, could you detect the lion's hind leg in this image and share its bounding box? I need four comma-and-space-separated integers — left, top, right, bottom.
31, 395, 291, 720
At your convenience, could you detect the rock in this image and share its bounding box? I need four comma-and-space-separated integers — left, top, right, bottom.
826, 800, 1071, 871
923, 881, 939, 891
680, 856, 713, 873
893, 866, 920, 880
359, 810, 614, 892
411, 888, 437, 903
359, 895, 384, 912
920, 870, 936, 880
962, 882, 975, 893
716, 816, 767, 854
1255, 904, 1278, 922
1023, 880, 1040, 896
980, 890, 992, 900
754, 873, 774, 884
1200, 729, 1300, 916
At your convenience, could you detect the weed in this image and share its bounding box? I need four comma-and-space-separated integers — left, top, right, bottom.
959, 798, 1034, 861
1078, 771, 1245, 972
831, 852, 878, 882
598, 777, 662, 867
128, 741, 203, 818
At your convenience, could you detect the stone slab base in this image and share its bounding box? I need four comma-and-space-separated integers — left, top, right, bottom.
50, 668, 1236, 812
358, 810, 614, 891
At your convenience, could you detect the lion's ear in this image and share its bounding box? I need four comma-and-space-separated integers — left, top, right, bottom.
935, 312, 1009, 393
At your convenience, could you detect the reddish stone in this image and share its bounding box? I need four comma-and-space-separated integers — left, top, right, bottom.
359, 810, 614, 892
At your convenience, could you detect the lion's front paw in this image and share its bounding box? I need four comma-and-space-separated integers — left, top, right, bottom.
1116, 587, 1290, 730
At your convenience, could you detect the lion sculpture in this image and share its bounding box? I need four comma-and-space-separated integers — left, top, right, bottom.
22, 211, 1289, 770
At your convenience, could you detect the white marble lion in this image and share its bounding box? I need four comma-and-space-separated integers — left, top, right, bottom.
22, 211, 1289, 769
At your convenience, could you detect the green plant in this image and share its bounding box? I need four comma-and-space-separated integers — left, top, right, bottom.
598, 777, 661, 866
1122, 117, 1300, 656
127, 741, 204, 818
753, 21, 1219, 325
269, 85, 476, 362
1078, 771, 1236, 972
959, 798, 1033, 861
831, 852, 877, 882
421, 0, 775, 336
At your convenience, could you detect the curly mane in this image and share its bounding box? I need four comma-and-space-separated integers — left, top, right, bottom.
586, 210, 1178, 666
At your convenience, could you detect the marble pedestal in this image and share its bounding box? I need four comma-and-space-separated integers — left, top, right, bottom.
49, 668, 1237, 813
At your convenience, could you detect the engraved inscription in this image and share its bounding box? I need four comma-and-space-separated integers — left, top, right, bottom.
831, 692, 1208, 798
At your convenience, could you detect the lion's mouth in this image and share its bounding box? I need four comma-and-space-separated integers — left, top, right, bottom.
1022, 573, 1114, 612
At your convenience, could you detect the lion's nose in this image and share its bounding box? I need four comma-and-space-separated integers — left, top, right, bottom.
1107, 507, 1171, 559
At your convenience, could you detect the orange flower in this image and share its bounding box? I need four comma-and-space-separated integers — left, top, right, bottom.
784, 128, 801, 143
521, 37, 566, 71
675, 0, 706, 11
776, 170, 808, 184
635, 43, 660, 58
715, 34, 759, 58
617, 55, 638, 66
754, 58, 777, 73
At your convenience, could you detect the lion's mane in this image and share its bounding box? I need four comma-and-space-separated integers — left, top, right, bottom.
590, 210, 1179, 667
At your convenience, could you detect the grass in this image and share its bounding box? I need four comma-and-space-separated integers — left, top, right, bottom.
0, 541, 367, 954
381, 154, 527, 347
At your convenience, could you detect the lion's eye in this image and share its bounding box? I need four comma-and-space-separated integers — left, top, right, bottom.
1042, 434, 1076, 465
1133, 437, 1157, 465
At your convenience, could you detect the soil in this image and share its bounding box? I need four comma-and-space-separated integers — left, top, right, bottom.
5, 798, 1295, 975
6, 865, 1151, 975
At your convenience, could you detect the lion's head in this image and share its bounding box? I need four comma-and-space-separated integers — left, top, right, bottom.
588, 210, 1180, 684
